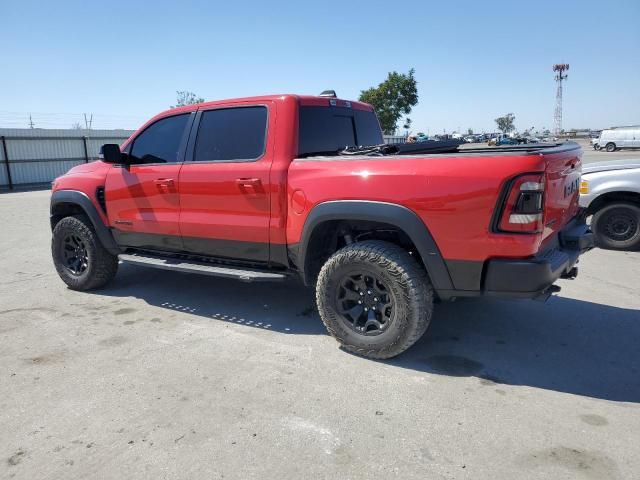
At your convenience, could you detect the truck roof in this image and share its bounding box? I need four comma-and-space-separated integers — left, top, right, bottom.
164, 94, 374, 117
123, 94, 376, 150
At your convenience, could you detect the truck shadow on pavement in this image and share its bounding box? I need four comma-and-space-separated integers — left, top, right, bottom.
395, 295, 640, 403
101, 264, 326, 335
102, 265, 640, 403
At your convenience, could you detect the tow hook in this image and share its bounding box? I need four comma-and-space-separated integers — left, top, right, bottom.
560, 267, 579, 280
534, 284, 561, 302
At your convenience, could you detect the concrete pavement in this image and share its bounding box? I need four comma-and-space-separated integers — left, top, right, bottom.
1, 190, 639, 479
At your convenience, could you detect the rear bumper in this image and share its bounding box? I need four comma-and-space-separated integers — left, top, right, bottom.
483, 213, 594, 299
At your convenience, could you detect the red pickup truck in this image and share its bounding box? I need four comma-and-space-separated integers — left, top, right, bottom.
50, 93, 593, 358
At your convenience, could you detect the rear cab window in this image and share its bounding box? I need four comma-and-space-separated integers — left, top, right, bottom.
298, 104, 383, 157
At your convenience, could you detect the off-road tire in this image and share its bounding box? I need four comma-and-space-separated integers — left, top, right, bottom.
605, 142, 616, 152
52, 215, 118, 290
592, 202, 640, 251
316, 240, 434, 359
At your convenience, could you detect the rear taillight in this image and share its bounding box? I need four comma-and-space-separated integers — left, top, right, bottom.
498, 174, 545, 233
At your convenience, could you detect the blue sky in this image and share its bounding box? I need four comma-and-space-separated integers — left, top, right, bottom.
1, 0, 639, 133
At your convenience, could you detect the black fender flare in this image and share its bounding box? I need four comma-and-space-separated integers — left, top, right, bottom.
296, 200, 453, 291
50, 190, 121, 255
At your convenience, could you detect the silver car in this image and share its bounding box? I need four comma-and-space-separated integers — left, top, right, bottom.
579, 159, 640, 250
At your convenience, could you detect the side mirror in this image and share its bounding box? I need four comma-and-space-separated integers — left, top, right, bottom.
101, 144, 127, 164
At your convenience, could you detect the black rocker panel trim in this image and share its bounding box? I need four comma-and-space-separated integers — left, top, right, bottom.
112, 230, 184, 252
297, 200, 454, 291
50, 190, 121, 255
182, 236, 268, 264
112, 231, 290, 268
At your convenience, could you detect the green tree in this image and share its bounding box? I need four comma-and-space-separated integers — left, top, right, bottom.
495, 113, 516, 134
171, 91, 204, 108
467, 128, 473, 135
359, 69, 418, 135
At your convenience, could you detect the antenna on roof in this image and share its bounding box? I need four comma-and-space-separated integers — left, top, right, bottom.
319, 90, 337, 98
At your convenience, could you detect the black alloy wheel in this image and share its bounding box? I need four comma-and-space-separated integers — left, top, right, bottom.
316, 240, 434, 359
61, 233, 90, 275
52, 215, 118, 290
335, 271, 394, 336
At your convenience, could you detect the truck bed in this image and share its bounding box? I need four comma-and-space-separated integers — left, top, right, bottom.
288, 142, 582, 270
299, 142, 576, 161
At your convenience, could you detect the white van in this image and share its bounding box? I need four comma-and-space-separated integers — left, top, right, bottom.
597, 126, 640, 152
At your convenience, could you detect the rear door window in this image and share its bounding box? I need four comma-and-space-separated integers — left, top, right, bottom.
193, 106, 267, 162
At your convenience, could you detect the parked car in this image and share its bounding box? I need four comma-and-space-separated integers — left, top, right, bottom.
597, 126, 640, 152
498, 137, 519, 145
580, 159, 640, 250
488, 134, 520, 146
50, 93, 593, 359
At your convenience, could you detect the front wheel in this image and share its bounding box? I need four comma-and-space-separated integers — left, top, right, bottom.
316, 240, 434, 359
52, 215, 119, 290
592, 203, 640, 250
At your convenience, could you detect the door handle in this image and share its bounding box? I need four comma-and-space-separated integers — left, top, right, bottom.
154, 178, 175, 187
236, 178, 261, 188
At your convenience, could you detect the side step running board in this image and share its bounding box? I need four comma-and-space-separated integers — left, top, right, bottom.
118, 253, 287, 282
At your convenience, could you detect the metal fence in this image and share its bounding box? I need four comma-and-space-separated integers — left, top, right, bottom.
383, 135, 407, 145
0, 129, 408, 190
0, 128, 134, 190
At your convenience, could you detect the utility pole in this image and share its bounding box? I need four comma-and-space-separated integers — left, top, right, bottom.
83, 113, 93, 130
553, 64, 569, 136
28, 114, 35, 129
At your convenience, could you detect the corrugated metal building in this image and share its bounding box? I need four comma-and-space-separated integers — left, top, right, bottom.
0, 128, 134, 189
0, 129, 407, 190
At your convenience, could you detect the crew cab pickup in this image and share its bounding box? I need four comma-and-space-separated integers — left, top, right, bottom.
50, 93, 593, 358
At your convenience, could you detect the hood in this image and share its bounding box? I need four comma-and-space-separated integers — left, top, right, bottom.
65, 160, 112, 175
582, 159, 640, 174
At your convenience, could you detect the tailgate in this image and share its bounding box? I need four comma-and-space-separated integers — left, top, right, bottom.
542, 143, 582, 241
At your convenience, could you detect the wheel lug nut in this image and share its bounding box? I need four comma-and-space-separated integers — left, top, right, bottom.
364, 307, 368, 312
372, 306, 376, 310
374, 297, 378, 301
358, 300, 362, 304
359, 292, 364, 296
367, 290, 372, 295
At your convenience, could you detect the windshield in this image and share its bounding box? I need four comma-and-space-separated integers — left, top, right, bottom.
298, 106, 383, 156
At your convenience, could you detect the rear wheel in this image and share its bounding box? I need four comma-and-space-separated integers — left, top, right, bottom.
316, 240, 434, 359
52, 215, 119, 290
605, 142, 616, 152
592, 202, 640, 250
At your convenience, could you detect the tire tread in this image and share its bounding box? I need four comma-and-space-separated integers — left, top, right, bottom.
52, 215, 118, 290
316, 240, 434, 359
